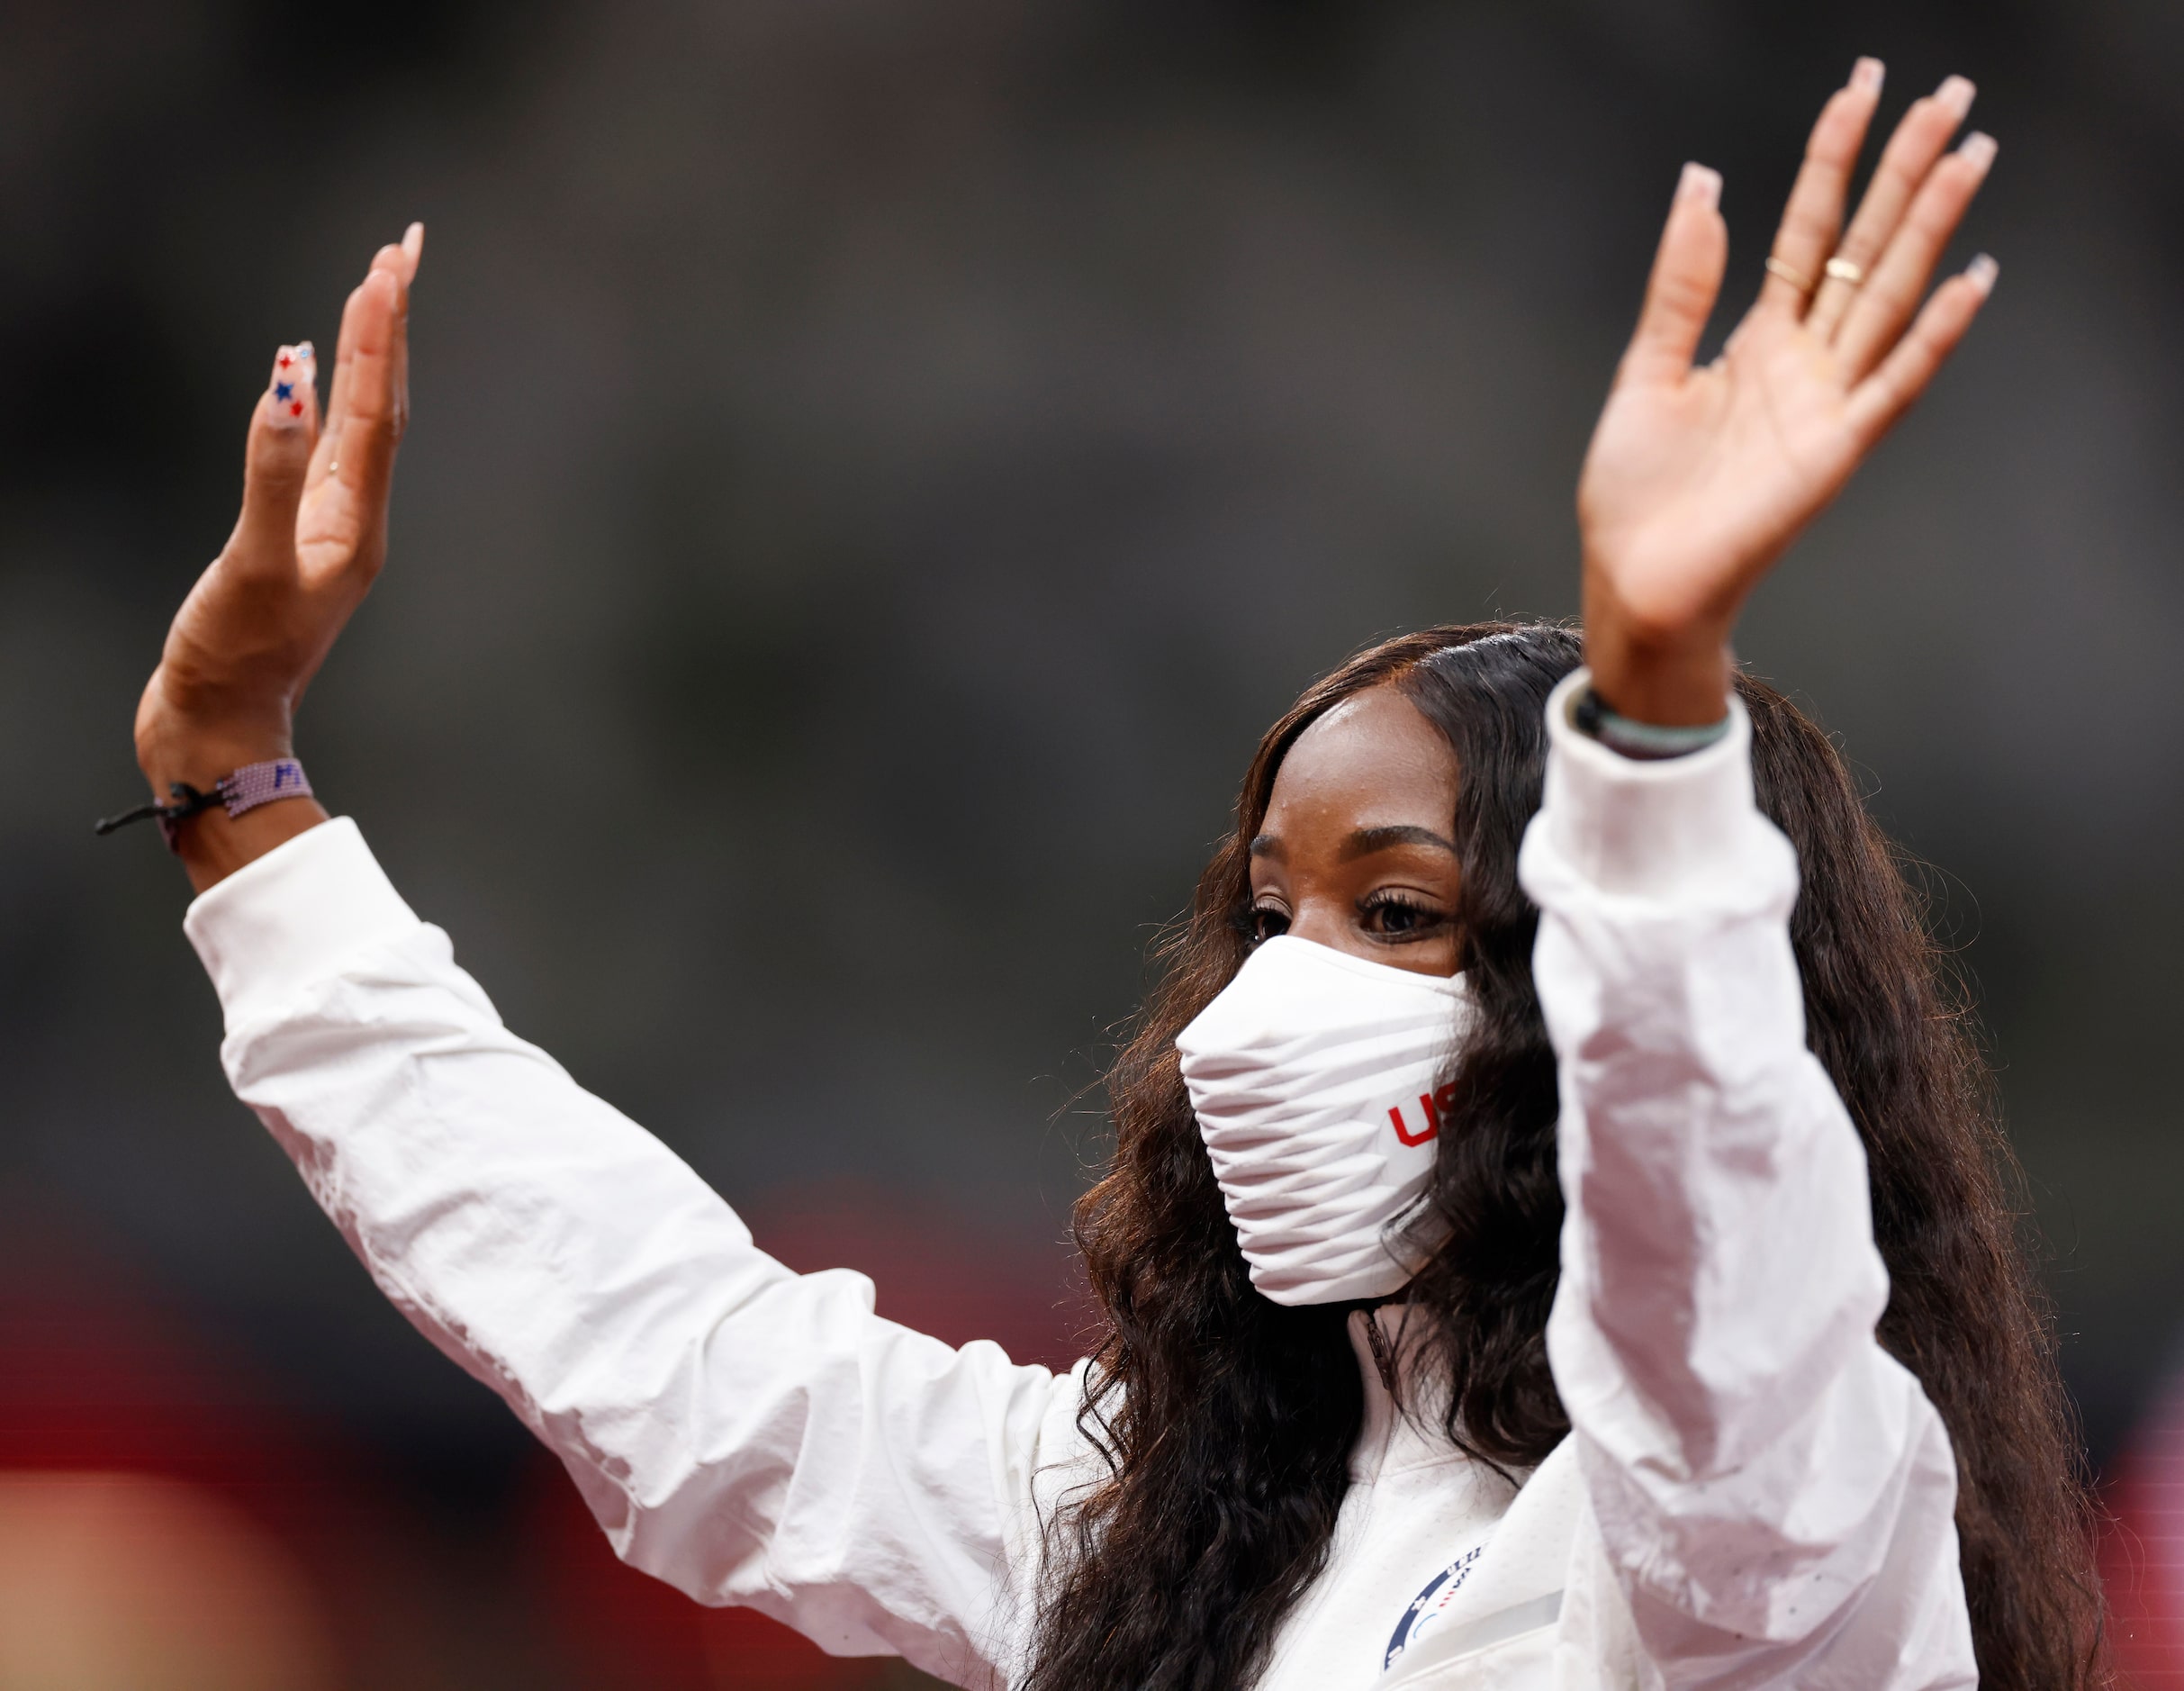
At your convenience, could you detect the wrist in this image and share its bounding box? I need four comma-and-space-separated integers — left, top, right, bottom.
135, 703, 293, 798
126, 705, 324, 893
172, 799, 329, 896
1580, 565, 1736, 727
1584, 644, 1733, 727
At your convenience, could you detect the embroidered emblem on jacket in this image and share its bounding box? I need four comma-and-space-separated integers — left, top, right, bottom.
1384, 1543, 1485, 1670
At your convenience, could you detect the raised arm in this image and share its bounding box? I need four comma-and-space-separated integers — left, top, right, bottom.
1522, 692, 1971, 1683
125, 236, 1079, 1687
186, 824, 1067, 1683
131, 229, 422, 890
1533, 61, 1996, 1682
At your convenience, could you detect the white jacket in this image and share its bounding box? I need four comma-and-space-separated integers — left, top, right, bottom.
181, 675, 1977, 1688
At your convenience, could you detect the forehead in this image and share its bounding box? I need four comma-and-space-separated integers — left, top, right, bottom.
1263, 685, 1457, 827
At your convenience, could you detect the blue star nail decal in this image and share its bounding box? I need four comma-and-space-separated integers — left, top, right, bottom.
275, 381, 294, 402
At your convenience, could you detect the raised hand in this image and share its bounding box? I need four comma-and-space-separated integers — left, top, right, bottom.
132, 225, 422, 890
1578, 61, 1995, 724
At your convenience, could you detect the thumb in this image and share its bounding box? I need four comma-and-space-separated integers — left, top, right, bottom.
231, 342, 320, 571
1619, 164, 1728, 389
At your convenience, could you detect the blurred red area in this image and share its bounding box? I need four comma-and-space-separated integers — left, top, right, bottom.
0, 1219, 364, 1686
2103, 1363, 2184, 1687
0, 1188, 1085, 1687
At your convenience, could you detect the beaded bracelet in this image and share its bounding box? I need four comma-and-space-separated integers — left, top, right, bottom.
95, 758, 314, 851
1571, 687, 1730, 761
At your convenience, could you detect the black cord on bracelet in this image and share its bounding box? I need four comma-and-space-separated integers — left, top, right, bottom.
94, 782, 219, 838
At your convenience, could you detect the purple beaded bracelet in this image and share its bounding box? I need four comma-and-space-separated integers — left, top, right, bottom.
95, 758, 315, 850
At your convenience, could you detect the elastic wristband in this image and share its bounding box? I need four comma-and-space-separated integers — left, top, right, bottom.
1570, 687, 1730, 761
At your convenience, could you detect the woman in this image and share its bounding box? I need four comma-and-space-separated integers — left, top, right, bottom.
122, 63, 2102, 1688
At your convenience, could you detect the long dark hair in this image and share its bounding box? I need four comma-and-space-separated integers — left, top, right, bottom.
1025, 622, 2104, 1691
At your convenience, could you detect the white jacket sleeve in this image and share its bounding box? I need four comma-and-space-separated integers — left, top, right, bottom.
1519, 673, 1975, 1686
184, 818, 1081, 1690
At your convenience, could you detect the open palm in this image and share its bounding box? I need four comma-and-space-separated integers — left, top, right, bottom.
1579, 63, 1995, 719
135, 230, 420, 782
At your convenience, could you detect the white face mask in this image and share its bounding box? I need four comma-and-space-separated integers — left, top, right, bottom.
1175, 936, 1469, 1307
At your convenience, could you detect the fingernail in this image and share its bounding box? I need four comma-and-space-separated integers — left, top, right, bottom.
268, 342, 315, 427
1966, 253, 1999, 295
1677, 162, 1722, 211
1958, 131, 1999, 170
1851, 57, 1885, 95
1936, 75, 1977, 117
402, 221, 425, 261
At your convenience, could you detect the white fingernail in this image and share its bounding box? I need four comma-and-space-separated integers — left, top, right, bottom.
1966, 253, 1999, 295
1678, 162, 1722, 211
1851, 57, 1885, 95
268, 343, 315, 428
1936, 75, 1977, 117
1958, 131, 1998, 169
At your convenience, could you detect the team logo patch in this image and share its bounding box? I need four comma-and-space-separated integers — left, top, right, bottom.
1384, 1544, 1485, 1671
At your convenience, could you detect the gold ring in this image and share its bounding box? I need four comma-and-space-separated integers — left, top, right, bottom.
1824, 256, 1866, 285
1764, 256, 1814, 293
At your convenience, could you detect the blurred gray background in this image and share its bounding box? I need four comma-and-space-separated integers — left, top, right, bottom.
3, 1, 2182, 1684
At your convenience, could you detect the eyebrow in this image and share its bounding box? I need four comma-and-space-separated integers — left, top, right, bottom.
1340, 825, 1458, 861
1249, 825, 1458, 862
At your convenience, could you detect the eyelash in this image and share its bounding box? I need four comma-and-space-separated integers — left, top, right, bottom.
1358, 890, 1446, 940
1241, 891, 1449, 945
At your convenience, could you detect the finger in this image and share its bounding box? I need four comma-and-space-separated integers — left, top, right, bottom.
232, 343, 320, 573
1808, 75, 1976, 339
1835, 131, 1997, 383
392, 224, 422, 430
1845, 256, 1996, 441
1759, 59, 1886, 318
324, 266, 410, 542
311, 236, 417, 494
1618, 163, 1728, 388
311, 279, 366, 491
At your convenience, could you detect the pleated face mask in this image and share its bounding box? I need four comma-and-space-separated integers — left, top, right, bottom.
1175, 936, 1470, 1306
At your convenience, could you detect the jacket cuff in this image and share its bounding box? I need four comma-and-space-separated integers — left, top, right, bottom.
1534, 667, 1768, 902
183, 817, 423, 1032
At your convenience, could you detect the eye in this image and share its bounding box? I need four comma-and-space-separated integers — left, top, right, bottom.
1243, 901, 1292, 945
1358, 890, 1449, 942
